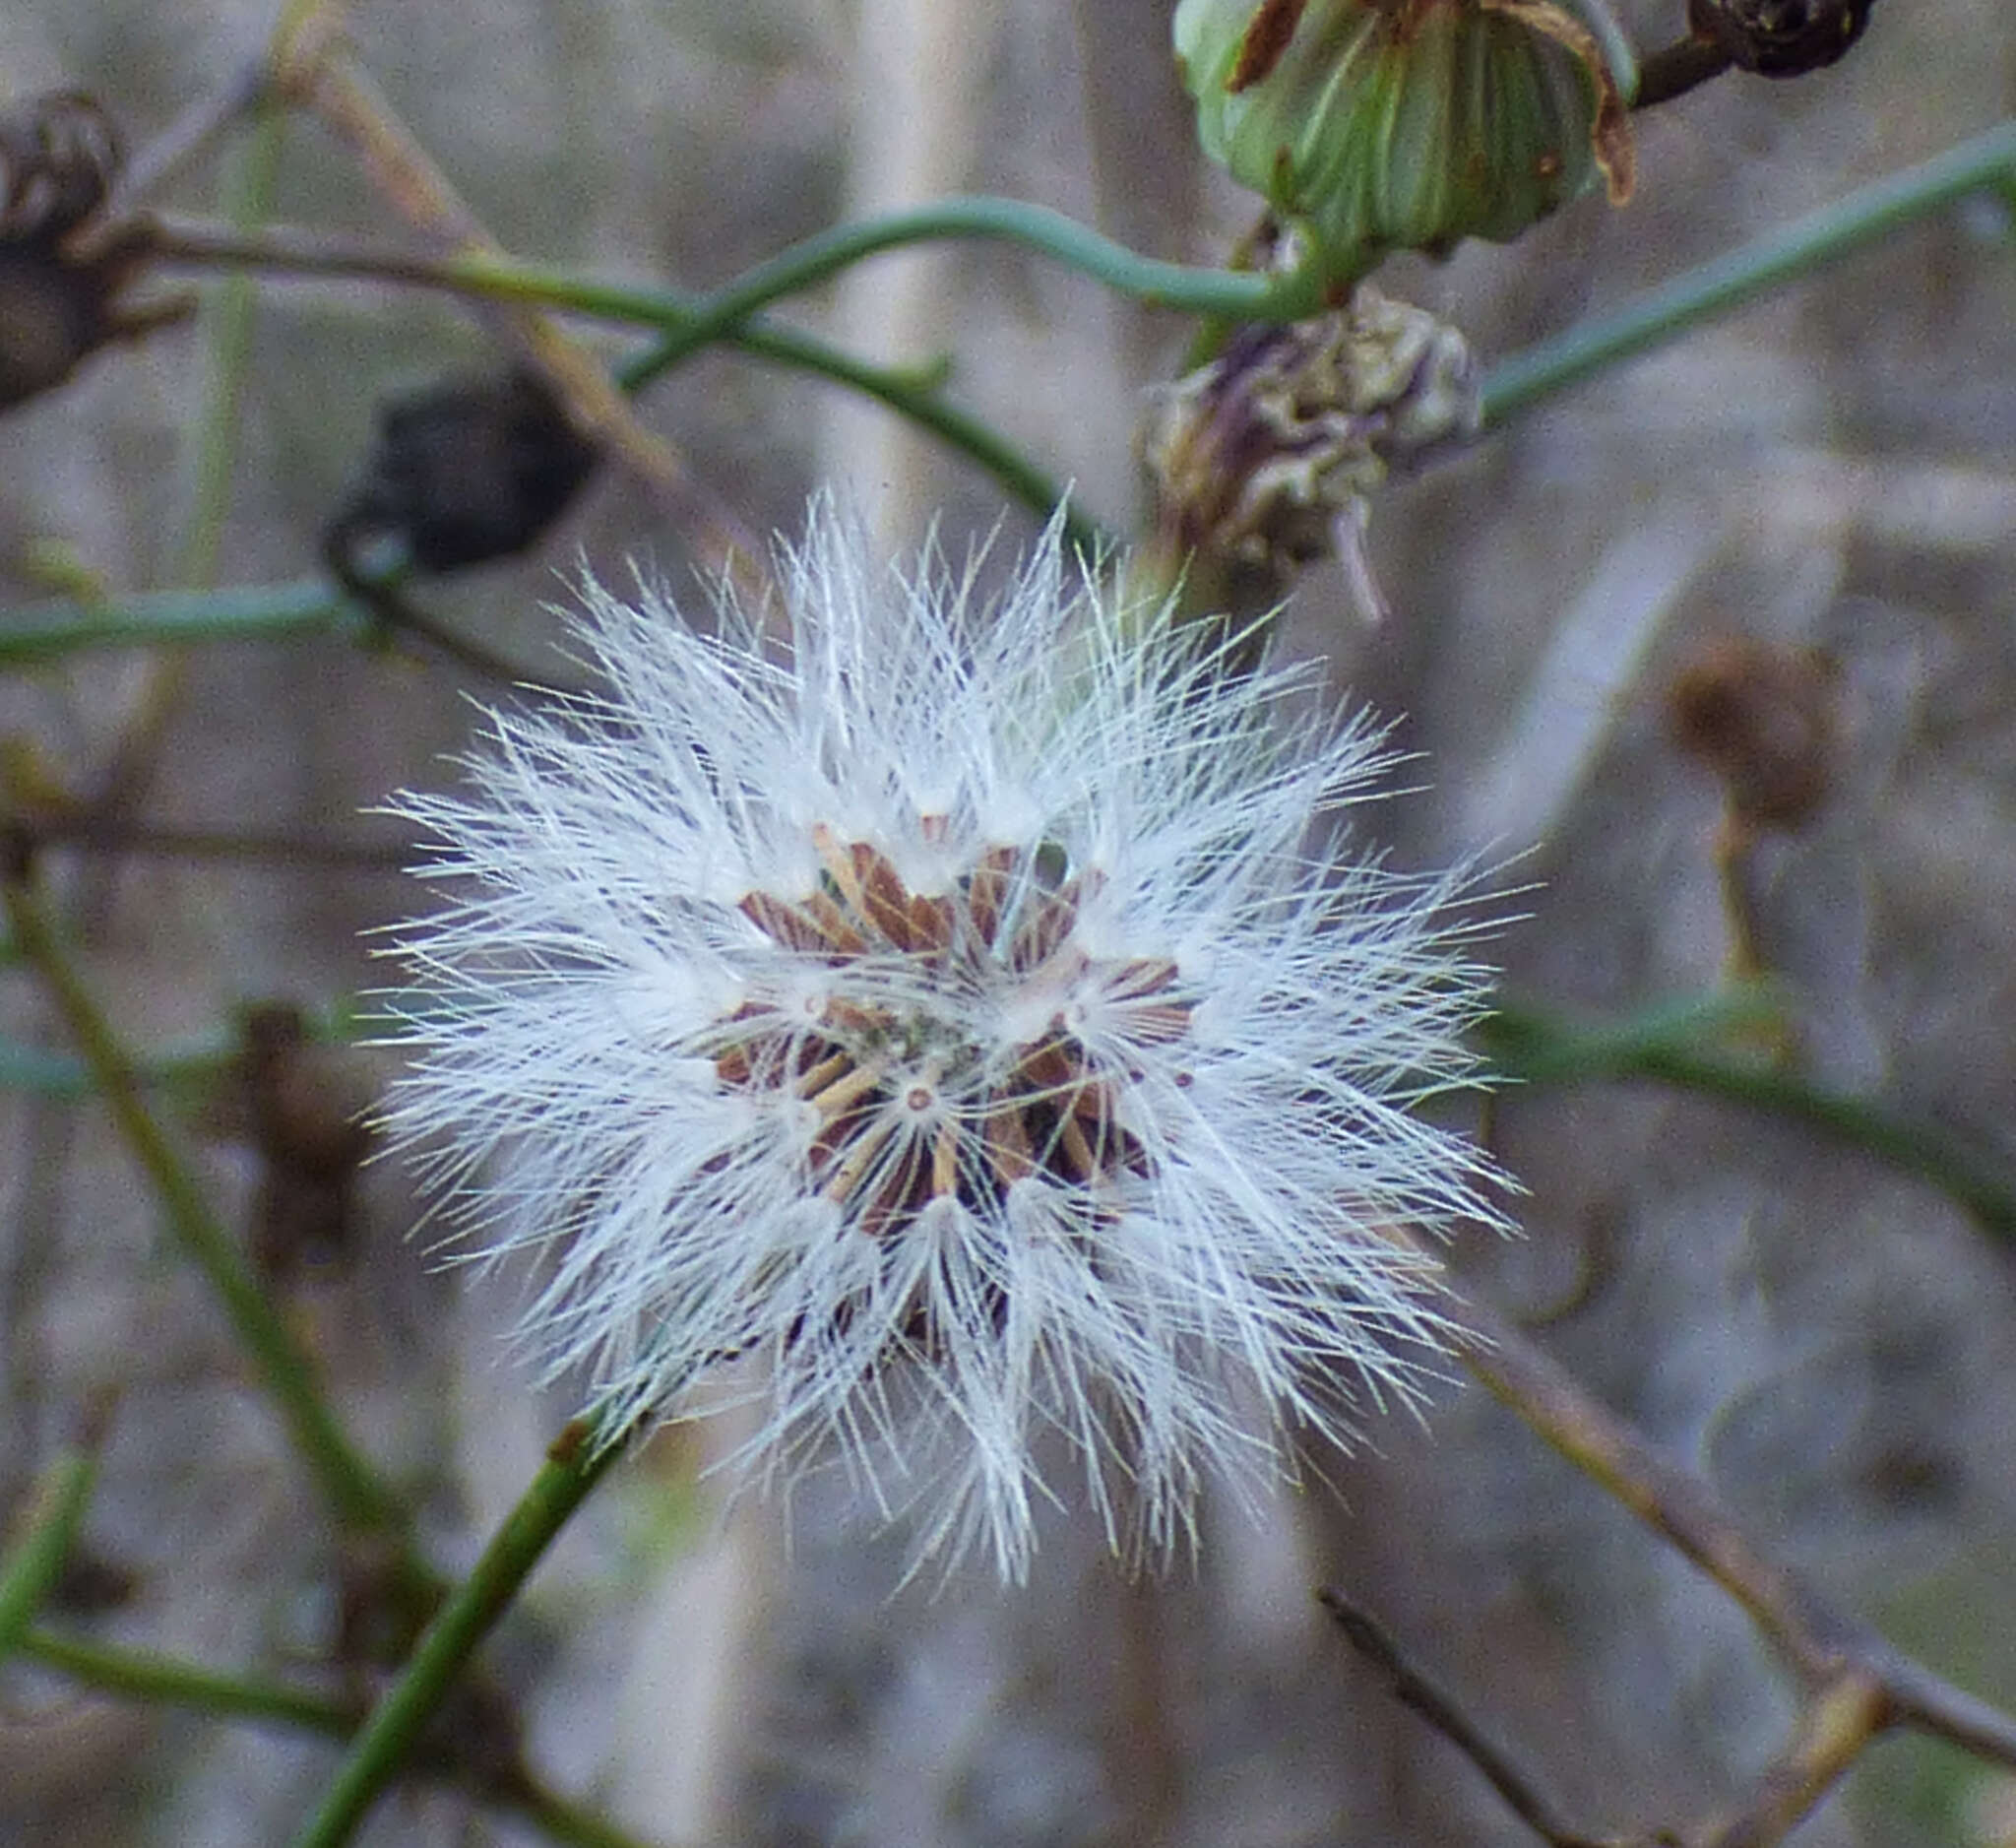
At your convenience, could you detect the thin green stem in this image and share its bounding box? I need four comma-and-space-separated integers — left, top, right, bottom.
18, 1628, 352, 1734
513, 1785, 671, 1848
288, 1413, 631, 1848
0, 1039, 224, 1102
0, 871, 405, 1536
1480, 119, 2016, 425
149, 219, 1110, 544
530, 196, 1322, 386
1480, 987, 1787, 1083
19, 1628, 662, 1848
657, 318, 1110, 552
0, 995, 364, 1100
0, 1432, 103, 1655
0, 579, 364, 661
154, 200, 1318, 350
1606, 1046, 2015, 1240
1481, 993, 2016, 1239
178, 96, 286, 591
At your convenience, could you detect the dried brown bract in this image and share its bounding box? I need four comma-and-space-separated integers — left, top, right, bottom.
1142, 285, 1478, 617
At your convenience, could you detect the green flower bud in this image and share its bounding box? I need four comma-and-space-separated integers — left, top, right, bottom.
1175, 0, 1634, 284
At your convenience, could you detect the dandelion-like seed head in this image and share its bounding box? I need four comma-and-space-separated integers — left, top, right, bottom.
382, 497, 1509, 1579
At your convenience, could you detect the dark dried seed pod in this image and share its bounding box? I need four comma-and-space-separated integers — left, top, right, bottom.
1669, 635, 1838, 830
1685, 0, 1874, 77
0, 91, 121, 241
327, 367, 602, 574
0, 91, 182, 411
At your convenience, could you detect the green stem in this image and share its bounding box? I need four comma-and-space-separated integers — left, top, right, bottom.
0, 348, 1102, 662
18, 1628, 352, 1734
151, 220, 1113, 543
0, 1434, 103, 1655
0, 1038, 212, 1102
1481, 994, 2016, 1239
512, 1785, 667, 1848
0, 579, 364, 662
1480, 119, 2016, 425
288, 1414, 631, 1848
178, 96, 286, 591
1480, 987, 1786, 1083
156, 197, 1318, 350
19, 1628, 660, 1848
472, 196, 1321, 381
0, 872, 405, 1536
623, 317, 1110, 553
0, 995, 365, 1099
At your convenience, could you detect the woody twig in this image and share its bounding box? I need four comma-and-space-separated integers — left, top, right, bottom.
274, 36, 770, 604
1347, 1273, 2016, 1846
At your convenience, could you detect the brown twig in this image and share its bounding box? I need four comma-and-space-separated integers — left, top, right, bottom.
1632, 34, 1733, 110
1317, 1589, 1613, 1848
5, 813, 410, 869
1321, 1576, 1902, 1848
140, 215, 542, 295
69, 66, 270, 258
1699, 1672, 1886, 1848
279, 44, 769, 605
1383, 1271, 2016, 1845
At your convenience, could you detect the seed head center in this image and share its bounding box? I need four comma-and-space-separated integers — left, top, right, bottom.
716, 829, 1191, 1236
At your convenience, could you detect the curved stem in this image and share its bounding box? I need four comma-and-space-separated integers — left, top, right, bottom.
149, 200, 1319, 359
260, 211, 1285, 342
1480, 119, 2016, 425
149, 218, 1113, 545
1611, 1044, 2015, 1238
1481, 993, 2016, 1240
288, 1413, 630, 1848
608, 195, 1324, 384
666, 319, 1108, 551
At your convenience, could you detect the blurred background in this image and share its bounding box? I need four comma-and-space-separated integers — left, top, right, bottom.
1, 1, 2014, 1842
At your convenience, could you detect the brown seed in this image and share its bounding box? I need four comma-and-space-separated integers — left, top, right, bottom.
983, 1104, 1037, 1187
793, 1050, 852, 1098
930, 1122, 961, 1197
1057, 1115, 1099, 1181
908, 890, 956, 954
808, 1058, 883, 1118
852, 840, 917, 947
966, 844, 1021, 948
823, 1115, 896, 1203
